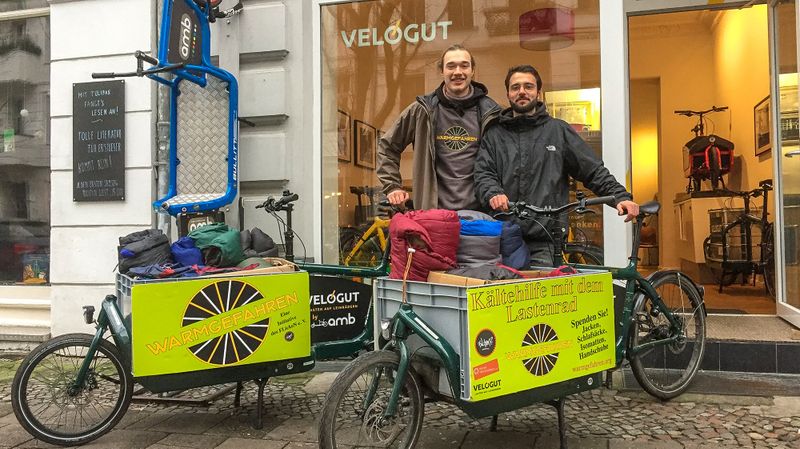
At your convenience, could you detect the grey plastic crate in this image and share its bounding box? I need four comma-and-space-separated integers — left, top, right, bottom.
375, 278, 471, 399
115, 273, 187, 319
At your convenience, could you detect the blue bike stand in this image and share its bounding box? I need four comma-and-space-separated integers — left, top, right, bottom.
147, 0, 239, 217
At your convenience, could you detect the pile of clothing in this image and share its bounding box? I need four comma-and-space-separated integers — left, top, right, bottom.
117, 224, 280, 279
389, 208, 575, 282
388, 209, 530, 282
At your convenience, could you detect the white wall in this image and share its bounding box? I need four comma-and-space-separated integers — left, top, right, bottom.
49, 0, 154, 335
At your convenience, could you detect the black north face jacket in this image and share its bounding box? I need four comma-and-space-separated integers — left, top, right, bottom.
474, 104, 632, 241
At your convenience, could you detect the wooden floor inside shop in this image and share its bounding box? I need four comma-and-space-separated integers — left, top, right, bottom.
639, 265, 776, 315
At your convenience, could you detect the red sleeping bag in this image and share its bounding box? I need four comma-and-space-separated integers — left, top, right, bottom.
389, 209, 460, 281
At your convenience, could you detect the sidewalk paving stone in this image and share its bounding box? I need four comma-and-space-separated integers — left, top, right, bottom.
264, 419, 317, 443
0, 429, 31, 448
415, 428, 467, 449
302, 373, 338, 395
212, 437, 286, 449
149, 433, 228, 448
538, 433, 608, 449
204, 412, 282, 439
461, 430, 536, 448
608, 439, 683, 449
147, 412, 227, 434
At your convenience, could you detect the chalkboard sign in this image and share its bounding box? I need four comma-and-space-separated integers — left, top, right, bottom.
73, 80, 125, 202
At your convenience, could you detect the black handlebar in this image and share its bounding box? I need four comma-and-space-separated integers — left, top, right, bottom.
719, 181, 773, 199
135, 50, 158, 66
256, 191, 299, 212
673, 106, 728, 117
91, 51, 185, 79
500, 195, 617, 219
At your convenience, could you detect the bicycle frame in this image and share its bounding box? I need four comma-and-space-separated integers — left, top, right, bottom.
342, 217, 389, 266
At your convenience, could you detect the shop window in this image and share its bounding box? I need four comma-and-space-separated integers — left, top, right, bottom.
321, 0, 602, 265
0, 11, 50, 285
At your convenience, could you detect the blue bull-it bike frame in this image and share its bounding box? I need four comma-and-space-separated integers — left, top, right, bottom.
92, 0, 241, 216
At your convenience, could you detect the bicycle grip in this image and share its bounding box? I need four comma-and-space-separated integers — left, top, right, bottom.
278, 193, 299, 206
91, 72, 116, 79
584, 196, 617, 206
135, 50, 159, 66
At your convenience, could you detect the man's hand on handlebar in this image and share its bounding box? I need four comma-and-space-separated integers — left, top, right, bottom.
489, 194, 509, 212
616, 200, 640, 223
387, 189, 409, 206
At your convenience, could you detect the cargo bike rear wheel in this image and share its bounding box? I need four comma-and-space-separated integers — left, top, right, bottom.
318, 350, 424, 448
11, 333, 133, 446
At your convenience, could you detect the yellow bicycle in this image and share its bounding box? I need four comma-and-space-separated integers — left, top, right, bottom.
339, 216, 390, 267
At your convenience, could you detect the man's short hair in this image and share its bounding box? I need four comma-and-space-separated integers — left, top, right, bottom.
504, 65, 543, 91
437, 44, 475, 71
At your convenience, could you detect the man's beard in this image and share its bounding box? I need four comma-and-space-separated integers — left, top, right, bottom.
510, 98, 536, 114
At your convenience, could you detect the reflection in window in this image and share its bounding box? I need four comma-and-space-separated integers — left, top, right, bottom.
448, 0, 474, 29
0, 14, 50, 284
321, 0, 601, 265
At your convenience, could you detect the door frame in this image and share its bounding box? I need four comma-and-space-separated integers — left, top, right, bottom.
623, 0, 794, 319
770, 0, 800, 326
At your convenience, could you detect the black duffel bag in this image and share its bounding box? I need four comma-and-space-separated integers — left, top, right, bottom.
118, 229, 173, 275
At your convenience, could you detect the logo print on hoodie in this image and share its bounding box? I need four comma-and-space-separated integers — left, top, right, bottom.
437, 126, 478, 151
546, 145, 557, 152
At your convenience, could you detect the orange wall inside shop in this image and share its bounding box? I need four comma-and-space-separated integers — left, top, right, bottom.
629, 17, 717, 268
713, 7, 773, 201
629, 5, 771, 268
630, 78, 660, 207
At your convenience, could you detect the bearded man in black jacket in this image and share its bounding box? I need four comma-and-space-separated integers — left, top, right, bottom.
474, 65, 639, 266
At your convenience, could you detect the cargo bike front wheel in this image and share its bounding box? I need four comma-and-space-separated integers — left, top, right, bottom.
629, 273, 706, 400
11, 333, 133, 446
318, 350, 424, 449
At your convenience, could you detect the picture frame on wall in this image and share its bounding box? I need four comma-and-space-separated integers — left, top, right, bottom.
354, 120, 376, 169
337, 110, 351, 162
754, 95, 771, 156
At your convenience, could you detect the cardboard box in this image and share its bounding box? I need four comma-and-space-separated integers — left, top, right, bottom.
214, 257, 298, 278
427, 269, 550, 286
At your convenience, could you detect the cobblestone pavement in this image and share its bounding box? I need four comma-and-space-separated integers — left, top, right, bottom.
2, 371, 800, 448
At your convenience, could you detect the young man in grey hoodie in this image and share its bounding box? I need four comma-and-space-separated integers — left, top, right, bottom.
475, 65, 639, 266
377, 45, 500, 211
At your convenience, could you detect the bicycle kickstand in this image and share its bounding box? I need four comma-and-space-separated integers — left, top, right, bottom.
546, 397, 568, 449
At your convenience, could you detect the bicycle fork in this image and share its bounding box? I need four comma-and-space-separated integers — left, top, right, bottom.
71, 296, 130, 393
378, 304, 461, 419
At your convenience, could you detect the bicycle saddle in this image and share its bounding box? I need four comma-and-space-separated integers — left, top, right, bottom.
639, 201, 660, 216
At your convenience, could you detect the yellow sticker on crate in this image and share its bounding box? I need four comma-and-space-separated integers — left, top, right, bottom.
131, 272, 310, 377
467, 272, 615, 401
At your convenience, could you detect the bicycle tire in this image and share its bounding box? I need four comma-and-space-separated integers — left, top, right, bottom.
702, 236, 734, 287
629, 272, 706, 400
319, 350, 424, 449
338, 227, 361, 264
762, 224, 776, 298
347, 234, 384, 267
564, 243, 603, 265
11, 333, 133, 446
708, 147, 722, 190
